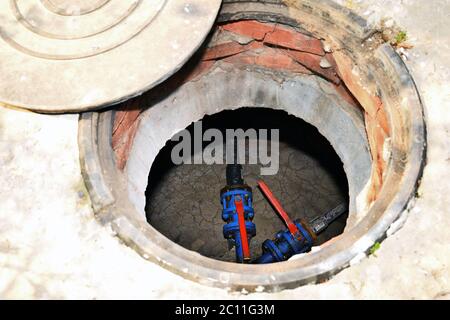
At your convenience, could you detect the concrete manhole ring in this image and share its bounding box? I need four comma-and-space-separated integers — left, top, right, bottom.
78, 0, 426, 291
0, 0, 222, 112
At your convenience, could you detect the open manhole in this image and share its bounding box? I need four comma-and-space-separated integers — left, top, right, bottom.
78, 0, 425, 291
145, 108, 350, 262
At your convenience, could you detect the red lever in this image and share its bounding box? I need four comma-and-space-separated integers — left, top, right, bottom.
235, 197, 251, 261
258, 180, 301, 239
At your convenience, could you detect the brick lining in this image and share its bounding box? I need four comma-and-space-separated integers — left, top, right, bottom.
112, 19, 390, 203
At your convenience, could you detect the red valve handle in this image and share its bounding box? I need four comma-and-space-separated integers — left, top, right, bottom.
235, 197, 251, 261
258, 180, 301, 239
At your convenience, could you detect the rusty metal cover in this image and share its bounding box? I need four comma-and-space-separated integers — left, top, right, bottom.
0, 0, 222, 112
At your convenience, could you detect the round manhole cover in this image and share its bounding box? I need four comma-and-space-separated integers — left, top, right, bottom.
0, 0, 222, 112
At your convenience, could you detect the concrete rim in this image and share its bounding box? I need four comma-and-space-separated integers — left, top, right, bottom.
124, 66, 371, 229
78, 0, 426, 291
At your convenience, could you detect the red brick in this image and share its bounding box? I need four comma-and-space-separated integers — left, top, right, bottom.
332, 50, 381, 117
113, 119, 140, 170
112, 98, 142, 170
221, 20, 325, 56
264, 26, 324, 56
324, 52, 338, 69
255, 48, 302, 72
365, 112, 389, 203
367, 168, 382, 203
334, 83, 361, 109
337, 59, 389, 134
221, 20, 275, 41
223, 53, 257, 66
376, 104, 390, 136
202, 42, 248, 61
202, 41, 263, 61
112, 99, 141, 147
223, 48, 312, 75
284, 49, 340, 84
333, 47, 391, 139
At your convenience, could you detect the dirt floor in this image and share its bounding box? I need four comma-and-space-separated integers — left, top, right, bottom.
145, 108, 348, 261
0, 0, 449, 299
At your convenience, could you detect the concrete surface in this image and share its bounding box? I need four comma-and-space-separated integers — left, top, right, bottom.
0, 0, 449, 299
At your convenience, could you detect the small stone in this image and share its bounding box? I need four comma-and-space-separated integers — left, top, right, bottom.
382, 28, 395, 42
320, 57, 332, 69
183, 4, 192, 13
323, 43, 333, 53
383, 18, 395, 28
234, 34, 255, 45
397, 47, 410, 60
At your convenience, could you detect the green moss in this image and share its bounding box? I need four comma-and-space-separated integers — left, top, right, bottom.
395, 31, 407, 44
369, 242, 381, 257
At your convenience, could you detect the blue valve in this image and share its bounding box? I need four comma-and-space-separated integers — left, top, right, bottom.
253, 219, 315, 264
221, 187, 256, 263
253, 203, 348, 264
220, 163, 256, 263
